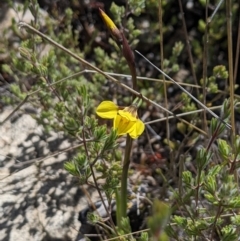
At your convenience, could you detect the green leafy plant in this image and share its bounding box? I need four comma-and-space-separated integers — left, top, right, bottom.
1, 0, 240, 240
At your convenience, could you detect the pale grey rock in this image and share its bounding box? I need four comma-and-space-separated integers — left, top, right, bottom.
26, 147, 36, 155
32, 135, 40, 143
0, 107, 86, 241
22, 140, 33, 148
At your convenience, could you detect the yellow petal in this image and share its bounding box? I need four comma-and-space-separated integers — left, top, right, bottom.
118, 110, 136, 121
128, 119, 145, 139
96, 101, 118, 119
114, 114, 135, 136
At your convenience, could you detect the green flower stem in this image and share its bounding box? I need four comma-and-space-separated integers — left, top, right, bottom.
115, 189, 121, 228
117, 30, 136, 227
119, 135, 133, 224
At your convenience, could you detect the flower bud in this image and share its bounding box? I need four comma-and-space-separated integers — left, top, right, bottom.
99, 8, 123, 43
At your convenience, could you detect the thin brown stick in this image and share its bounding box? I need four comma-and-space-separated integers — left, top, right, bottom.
202, 0, 209, 133
0, 95, 29, 124
226, 0, 235, 135
158, 0, 170, 145
233, 13, 240, 85
177, 0, 199, 95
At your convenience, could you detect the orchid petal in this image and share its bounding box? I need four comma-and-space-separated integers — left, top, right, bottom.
114, 114, 135, 136
118, 110, 136, 121
128, 119, 145, 139
96, 101, 118, 119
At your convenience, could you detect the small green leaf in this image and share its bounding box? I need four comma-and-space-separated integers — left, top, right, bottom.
182, 171, 193, 188
217, 139, 231, 161
64, 161, 79, 176
196, 148, 212, 170
172, 215, 187, 227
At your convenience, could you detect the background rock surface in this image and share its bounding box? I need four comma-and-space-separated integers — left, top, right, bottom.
0, 108, 86, 241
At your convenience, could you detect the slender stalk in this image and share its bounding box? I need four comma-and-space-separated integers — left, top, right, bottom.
177, 0, 199, 96
119, 30, 135, 224
158, 0, 170, 146
0, 94, 29, 124
202, 0, 209, 133
120, 136, 133, 219
226, 0, 235, 135
121, 33, 137, 91
115, 190, 121, 227
226, 0, 237, 185
210, 205, 223, 241
209, 0, 224, 23
84, 70, 203, 88
233, 15, 240, 83
206, 124, 221, 152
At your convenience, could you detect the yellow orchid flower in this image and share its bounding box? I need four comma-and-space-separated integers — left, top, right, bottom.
96, 101, 145, 139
